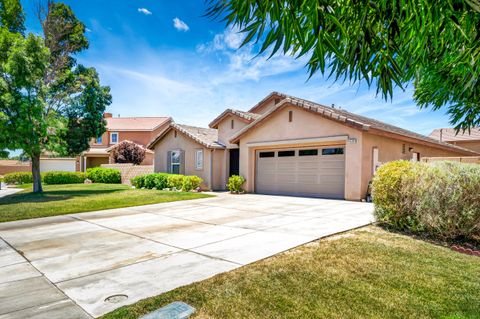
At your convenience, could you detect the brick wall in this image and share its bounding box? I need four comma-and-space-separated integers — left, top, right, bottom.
100, 163, 153, 185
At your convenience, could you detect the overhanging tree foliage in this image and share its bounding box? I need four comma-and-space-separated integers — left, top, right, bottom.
207, 0, 480, 130
0, 0, 111, 192
109, 140, 146, 165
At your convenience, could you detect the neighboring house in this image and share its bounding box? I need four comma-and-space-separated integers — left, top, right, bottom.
148, 92, 478, 200
81, 113, 171, 171
429, 127, 480, 153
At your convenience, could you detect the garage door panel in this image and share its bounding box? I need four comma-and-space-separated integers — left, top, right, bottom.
256, 146, 345, 199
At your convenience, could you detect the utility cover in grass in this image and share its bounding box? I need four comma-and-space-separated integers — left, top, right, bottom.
139, 301, 195, 319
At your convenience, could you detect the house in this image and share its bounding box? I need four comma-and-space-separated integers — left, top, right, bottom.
429, 127, 480, 153
80, 113, 171, 171
148, 92, 478, 200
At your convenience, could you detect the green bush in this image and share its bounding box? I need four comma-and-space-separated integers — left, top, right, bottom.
143, 173, 170, 189
182, 175, 203, 192
43, 171, 86, 185
167, 174, 184, 190
131, 174, 146, 188
3, 172, 34, 184
86, 167, 121, 184
372, 160, 480, 242
228, 175, 246, 193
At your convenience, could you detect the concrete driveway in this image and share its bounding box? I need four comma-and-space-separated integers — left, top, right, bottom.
0, 193, 373, 318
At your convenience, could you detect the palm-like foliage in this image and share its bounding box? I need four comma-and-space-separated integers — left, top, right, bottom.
207, 0, 480, 130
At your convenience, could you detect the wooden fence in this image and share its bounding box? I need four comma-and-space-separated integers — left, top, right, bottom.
421, 156, 480, 164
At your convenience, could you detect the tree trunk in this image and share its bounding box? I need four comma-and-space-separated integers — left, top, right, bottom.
31, 154, 43, 193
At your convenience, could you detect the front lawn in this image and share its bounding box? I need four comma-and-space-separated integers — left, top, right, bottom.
0, 184, 211, 223
102, 226, 480, 319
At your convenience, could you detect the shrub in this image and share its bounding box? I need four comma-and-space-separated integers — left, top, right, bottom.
142, 173, 170, 189
372, 160, 480, 242
43, 171, 86, 185
131, 174, 146, 188
86, 167, 121, 183
3, 172, 34, 184
167, 174, 184, 190
109, 140, 146, 165
182, 175, 203, 192
228, 175, 246, 193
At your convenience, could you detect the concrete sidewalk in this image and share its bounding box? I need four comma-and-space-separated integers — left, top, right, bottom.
0, 193, 374, 318
0, 186, 22, 199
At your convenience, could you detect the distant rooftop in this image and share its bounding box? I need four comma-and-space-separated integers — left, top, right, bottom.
429, 127, 480, 142
105, 116, 170, 131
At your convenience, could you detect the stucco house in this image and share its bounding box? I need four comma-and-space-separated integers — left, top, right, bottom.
80, 113, 171, 171
148, 92, 477, 200
429, 127, 480, 153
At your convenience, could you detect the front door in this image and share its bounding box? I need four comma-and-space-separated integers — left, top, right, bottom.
229, 149, 240, 176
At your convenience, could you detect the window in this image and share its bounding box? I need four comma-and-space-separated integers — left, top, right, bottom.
110, 132, 119, 144
259, 151, 275, 158
322, 147, 344, 155
171, 150, 181, 174
95, 136, 103, 144
288, 111, 293, 122
231, 119, 234, 129
299, 149, 318, 156
402, 144, 406, 154
411, 152, 420, 162
195, 149, 203, 170
278, 150, 295, 157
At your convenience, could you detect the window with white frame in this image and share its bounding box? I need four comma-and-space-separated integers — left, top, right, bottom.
110, 132, 119, 144
195, 149, 203, 170
171, 150, 181, 174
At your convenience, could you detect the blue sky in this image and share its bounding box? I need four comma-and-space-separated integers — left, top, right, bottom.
20, 0, 453, 135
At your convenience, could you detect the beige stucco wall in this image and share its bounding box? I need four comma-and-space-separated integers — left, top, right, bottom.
153, 129, 225, 190
360, 132, 470, 197
449, 140, 480, 153
251, 98, 277, 115
217, 115, 250, 148
237, 104, 364, 200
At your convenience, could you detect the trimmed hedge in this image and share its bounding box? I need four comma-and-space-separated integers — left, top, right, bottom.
372, 160, 480, 242
3, 172, 35, 184
86, 167, 121, 184
43, 171, 86, 185
228, 175, 246, 193
131, 173, 203, 192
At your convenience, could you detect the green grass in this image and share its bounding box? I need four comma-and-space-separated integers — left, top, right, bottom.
0, 183, 211, 223
102, 226, 480, 319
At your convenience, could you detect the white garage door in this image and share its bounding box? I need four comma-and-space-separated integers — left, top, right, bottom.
40, 158, 77, 172
255, 146, 345, 199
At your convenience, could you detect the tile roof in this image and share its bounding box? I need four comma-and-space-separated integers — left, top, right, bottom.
148, 123, 225, 149
209, 108, 261, 128
106, 117, 171, 131
231, 92, 478, 155
429, 127, 480, 142
105, 140, 154, 154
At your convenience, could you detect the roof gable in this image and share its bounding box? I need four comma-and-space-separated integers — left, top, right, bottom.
148, 123, 225, 149
209, 109, 261, 128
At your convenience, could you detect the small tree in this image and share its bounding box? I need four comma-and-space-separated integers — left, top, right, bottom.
109, 141, 146, 165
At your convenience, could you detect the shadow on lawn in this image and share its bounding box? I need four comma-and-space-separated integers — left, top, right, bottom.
0, 188, 125, 205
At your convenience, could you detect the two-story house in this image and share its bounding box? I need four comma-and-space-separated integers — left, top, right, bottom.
80, 113, 171, 171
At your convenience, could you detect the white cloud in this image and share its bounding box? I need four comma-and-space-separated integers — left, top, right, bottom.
85, 27, 92, 32
138, 8, 152, 15
173, 18, 189, 32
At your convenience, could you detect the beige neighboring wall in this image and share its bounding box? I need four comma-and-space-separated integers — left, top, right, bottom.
448, 140, 480, 153
360, 132, 471, 197
217, 115, 250, 148
237, 105, 364, 200
153, 129, 225, 190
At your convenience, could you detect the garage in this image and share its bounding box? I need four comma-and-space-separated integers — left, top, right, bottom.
255, 146, 345, 199
40, 158, 77, 172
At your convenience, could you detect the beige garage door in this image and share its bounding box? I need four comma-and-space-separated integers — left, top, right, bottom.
255, 146, 345, 199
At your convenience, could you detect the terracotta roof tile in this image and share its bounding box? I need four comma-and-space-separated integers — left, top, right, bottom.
106, 117, 170, 131
209, 108, 261, 128
148, 123, 225, 149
